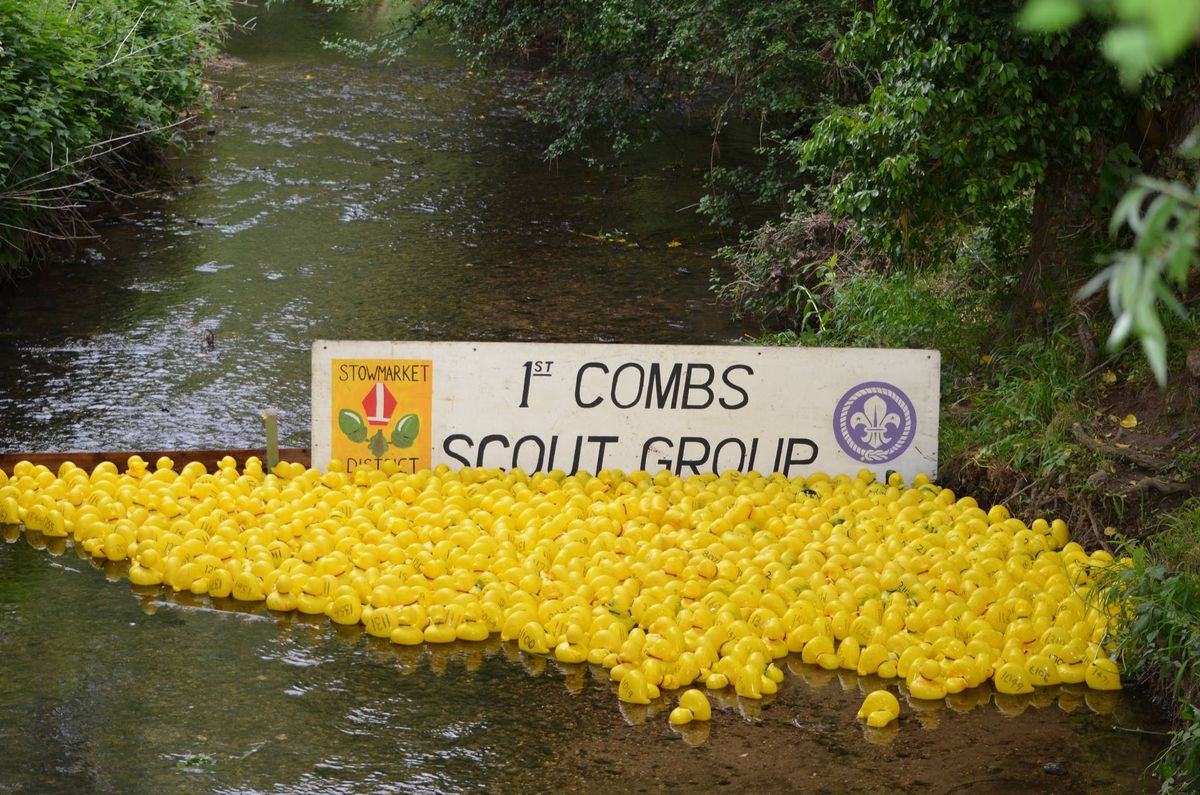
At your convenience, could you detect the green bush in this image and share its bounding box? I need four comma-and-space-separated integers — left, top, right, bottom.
1096, 501, 1200, 792
0, 0, 231, 274
822, 268, 990, 371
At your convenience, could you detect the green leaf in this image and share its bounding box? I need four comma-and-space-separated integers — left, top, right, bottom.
391, 413, 420, 449
338, 409, 368, 443
1078, 264, 1114, 300
1101, 27, 1160, 87
1108, 307, 1133, 348
1140, 327, 1168, 387
368, 429, 389, 457
1141, 194, 1178, 243
1109, 186, 1148, 237
1146, 0, 1200, 60
1180, 124, 1200, 159
1017, 0, 1085, 31
1153, 279, 1188, 321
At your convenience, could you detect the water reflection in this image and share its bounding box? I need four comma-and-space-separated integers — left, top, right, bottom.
0, 522, 1170, 793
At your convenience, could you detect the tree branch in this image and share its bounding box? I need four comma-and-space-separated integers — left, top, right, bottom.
1070, 422, 1171, 472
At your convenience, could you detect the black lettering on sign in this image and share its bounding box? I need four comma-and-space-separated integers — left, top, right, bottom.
346, 457, 420, 473
587, 435, 619, 473
518, 360, 555, 408
675, 437, 710, 475
338, 363, 430, 382
646, 363, 682, 409
640, 436, 672, 471
712, 437, 758, 473
512, 435, 546, 472
682, 364, 715, 409
781, 438, 818, 476
610, 363, 645, 409
443, 434, 473, 467
719, 364, 753, 410
575, 362, 607, 408
477, 434, 511, 467
572, 360, 751, 410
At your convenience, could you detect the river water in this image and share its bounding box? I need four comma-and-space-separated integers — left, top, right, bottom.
0, 2, 741, 454
0, 3, 1170, 792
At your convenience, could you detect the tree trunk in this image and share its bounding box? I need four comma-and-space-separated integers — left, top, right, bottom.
1012, 159, 1090, 330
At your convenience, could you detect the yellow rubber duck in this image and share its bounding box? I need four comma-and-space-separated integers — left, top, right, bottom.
391, 624, 424, 646
588, 626, 621, 665
363, 606, 397, 638
994, 661, 1035, 695
390, 605, 427, 645
618, 669, 652, 705
801, 635, 835, 666
857, 643, 890, 676
680, 688, 712, 720
500, 610, 534, 642
1, 458, 1143, 724
669, 706, 694, 725
705, 672, 729, 689
1085, 656, 1121, 690
203, 569, 230, 598
1025, 654, 1062, 687
231, 572, 264, 601
554, 624, 588, 663
129, 563, 162, 586
857, 689, 900, 727
267, 573, 300, 611
328, 593, 363, 626
734, 663, 763, 699
424, 606, 457, 643
456, 604, 491, 642
0, 496, 19, 524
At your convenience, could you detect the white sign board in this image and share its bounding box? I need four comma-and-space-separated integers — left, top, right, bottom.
312, 341, 940, 479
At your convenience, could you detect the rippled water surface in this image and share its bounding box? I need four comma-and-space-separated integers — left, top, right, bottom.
0, 1, 741, 453
0, 4, 1171, 793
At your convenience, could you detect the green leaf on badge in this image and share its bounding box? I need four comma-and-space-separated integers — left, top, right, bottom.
368, 429, 389, 457
391, 413, 420, 448
338, 409, 369, 443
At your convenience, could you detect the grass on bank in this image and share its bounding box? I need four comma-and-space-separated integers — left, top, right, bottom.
1099, 501, 1200, 791
0, 0, 231, 275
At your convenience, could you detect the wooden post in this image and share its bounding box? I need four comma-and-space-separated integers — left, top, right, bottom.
261, 410, 279, 471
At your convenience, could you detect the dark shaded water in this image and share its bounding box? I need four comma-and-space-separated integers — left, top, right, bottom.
0, 4, 1170, 793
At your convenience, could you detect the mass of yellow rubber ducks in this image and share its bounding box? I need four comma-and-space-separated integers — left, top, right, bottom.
0, 454, 1126, 733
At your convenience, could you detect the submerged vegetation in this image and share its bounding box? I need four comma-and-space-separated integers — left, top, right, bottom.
0, 0, 231, 274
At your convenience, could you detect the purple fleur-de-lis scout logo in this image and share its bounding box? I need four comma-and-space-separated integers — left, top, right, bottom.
834, 381, 916, 463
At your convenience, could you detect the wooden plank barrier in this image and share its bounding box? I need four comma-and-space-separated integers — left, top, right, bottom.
0, 448, 312, 473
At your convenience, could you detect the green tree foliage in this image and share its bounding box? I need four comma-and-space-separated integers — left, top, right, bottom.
1081, 156, 1199, 385
409, 0, 1194, 338
1021, 0, 1199, 385
1020, 0, 1200, 86
0, 0, 231, 274
793, 0, 1157, 277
